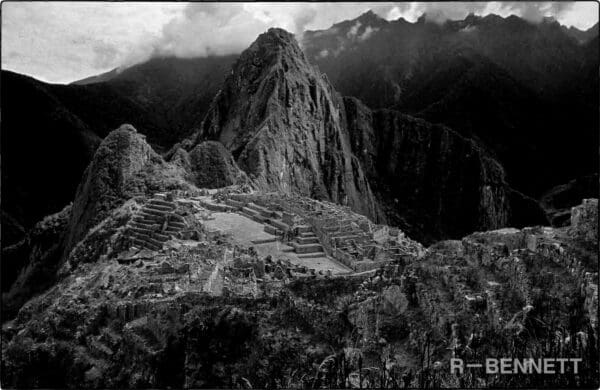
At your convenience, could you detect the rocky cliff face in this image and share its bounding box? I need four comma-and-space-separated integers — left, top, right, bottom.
193, 28, 382, 222
344, 97, 548, 243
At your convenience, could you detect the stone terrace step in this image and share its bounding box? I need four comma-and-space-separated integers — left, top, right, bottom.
296, 225, 312, 234
168, 221, 186, 229
198, 200, 235, 212
143, 208, 168, 218
133, 214, 159, 222
242, 207, 260, 217
251, 237, 278, 244
297, 236, 320, 245
154, 232, 170, 242
293, 242, 323, 254
149, 199, 175, 207
268, 219, 290, 232
131, 220, 157, 229
239, 211, 255, 221
297, 252, 327, 259
137, 214, 162, 223
225, 198, 245, 209
130, 226, 154, 235
247, 203, 274, 218
131, 237, 161, 251
146, 203, 174, 212
264, 224, 282, 236
251, 214, 267, 224
139, 235, 164, 248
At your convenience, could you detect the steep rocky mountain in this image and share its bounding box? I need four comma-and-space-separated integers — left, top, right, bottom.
302, 12, 599, 198
184, 28, 546, 243
188, 28, 382, 222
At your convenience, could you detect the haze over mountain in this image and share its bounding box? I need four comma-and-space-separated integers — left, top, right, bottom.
1, 11, 597, 247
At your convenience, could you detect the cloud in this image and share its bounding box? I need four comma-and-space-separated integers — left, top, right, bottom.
347, 21, 362, 39
359, 26, 379, 41
389, 2, 580, 26
1, 2, 179, 83
92, 41, 119, 68
499, 2, 574, 24
2, 2, 597, 83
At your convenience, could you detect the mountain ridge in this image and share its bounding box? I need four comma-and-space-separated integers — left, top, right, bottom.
2, 12, 597, 245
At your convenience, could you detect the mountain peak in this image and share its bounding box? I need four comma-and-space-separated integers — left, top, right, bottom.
248, 27, 305, 63
259, 27, 296, 44
357, 9, 387, 25
194, 24, 382, 221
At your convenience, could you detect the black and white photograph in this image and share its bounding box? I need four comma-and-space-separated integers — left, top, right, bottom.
1, 1, 598, 388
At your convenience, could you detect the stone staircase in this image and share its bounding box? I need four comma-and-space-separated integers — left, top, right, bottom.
293, 225, 326, 258
127, 194, 188, 251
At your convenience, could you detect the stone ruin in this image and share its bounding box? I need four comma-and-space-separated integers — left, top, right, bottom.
219, 192, 424, 272
125, 193, 196, 252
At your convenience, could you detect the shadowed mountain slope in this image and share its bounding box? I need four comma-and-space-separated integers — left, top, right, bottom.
303, 12, 599, 198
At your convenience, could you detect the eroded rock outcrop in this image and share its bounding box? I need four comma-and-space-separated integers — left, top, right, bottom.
541, 174, 599, 226
168, 141, 250, 189
344, 97, 548, 243
192, 28, 382, 222
570, 198, 598, 244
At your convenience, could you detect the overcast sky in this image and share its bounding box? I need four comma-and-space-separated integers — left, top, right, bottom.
2, 2, 598, 84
